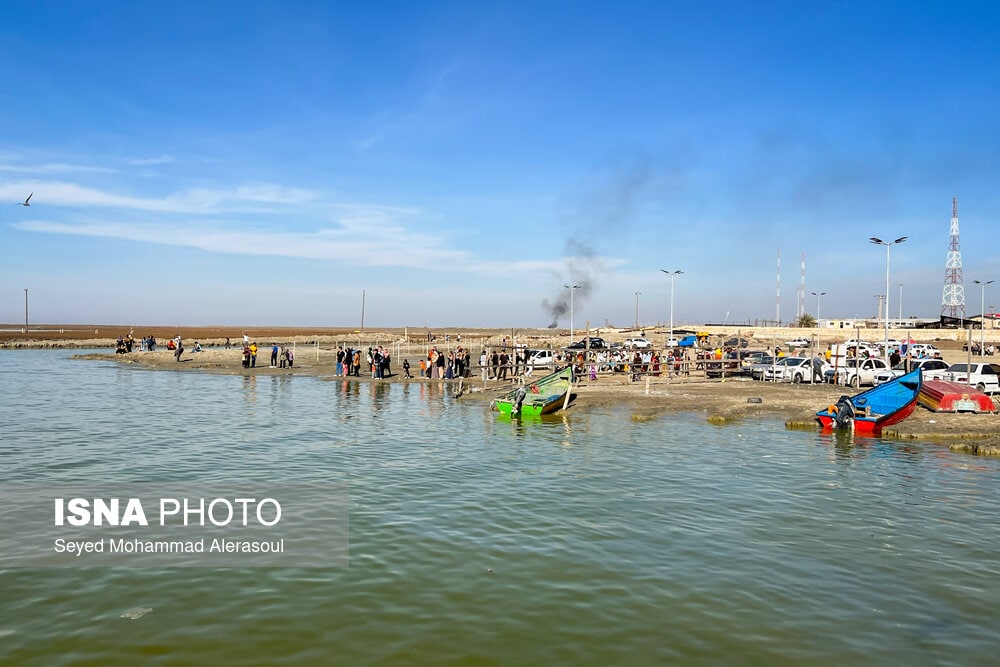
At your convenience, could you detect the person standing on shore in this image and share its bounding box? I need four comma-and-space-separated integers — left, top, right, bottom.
435, 347, 446, 379
286, 347, 294, 368
270, 343, 279, 368
250, 342, 258, 368
381, 346, 391, 378
403, 358, 412, 378
174, 337, 184, 362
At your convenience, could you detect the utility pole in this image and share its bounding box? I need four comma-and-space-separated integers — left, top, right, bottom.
24, 288, 28, 333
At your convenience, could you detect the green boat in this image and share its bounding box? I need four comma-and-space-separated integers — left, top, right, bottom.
491, 366, 574, 417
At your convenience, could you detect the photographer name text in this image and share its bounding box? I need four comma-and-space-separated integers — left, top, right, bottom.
54, 537, 284, 556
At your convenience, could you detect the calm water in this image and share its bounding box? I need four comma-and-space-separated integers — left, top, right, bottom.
2, 350, 999, 665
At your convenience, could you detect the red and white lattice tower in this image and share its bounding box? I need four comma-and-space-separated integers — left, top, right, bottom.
941, 197, 966, 319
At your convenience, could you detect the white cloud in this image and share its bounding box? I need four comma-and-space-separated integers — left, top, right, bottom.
0, 162, 117, 175
0, 181, 318, 214
13, 216, 626, 276
126, 155, 175, 166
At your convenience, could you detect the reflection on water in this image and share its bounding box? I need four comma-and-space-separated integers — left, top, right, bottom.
1, 350, 1000, 666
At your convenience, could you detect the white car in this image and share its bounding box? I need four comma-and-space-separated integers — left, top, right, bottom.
762, 356, 830, 383
824, 357, 890, 388
929, 362, 1000, 394
907, 343, 941, 357
785, 338, 811, 348
872, 358, 949, 386
527, 350, 555, 369
623, 337, 652, 349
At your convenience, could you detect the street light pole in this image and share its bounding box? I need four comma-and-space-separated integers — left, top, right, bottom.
811, 291, 826, 324
564, 284, 581, 342
24, 288, 28, 334
870, 236, 907, 358
634, 291, 641, 329
660, 269, 683, 347
973, 280, 994, 356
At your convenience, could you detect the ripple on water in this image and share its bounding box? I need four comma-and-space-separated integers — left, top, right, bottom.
1, 351, 1000, 665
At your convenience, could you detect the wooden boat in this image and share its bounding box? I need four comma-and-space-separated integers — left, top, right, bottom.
491, 366, 573, 417
815, 369, 922, 437
919, 380, 994, 413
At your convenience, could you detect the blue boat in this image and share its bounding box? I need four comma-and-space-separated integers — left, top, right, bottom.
815, 368, 922, 436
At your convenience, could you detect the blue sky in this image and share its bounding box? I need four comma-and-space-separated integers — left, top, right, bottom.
2, 1, 999, 328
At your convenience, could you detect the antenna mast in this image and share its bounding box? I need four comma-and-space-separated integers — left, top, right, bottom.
941, 197, 966, 319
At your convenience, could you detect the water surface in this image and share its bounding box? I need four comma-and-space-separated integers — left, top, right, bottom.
1, 350, 998, 665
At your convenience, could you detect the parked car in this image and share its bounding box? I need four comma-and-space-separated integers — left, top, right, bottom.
724, 337, 750, 348
907, 343, 940, 357
748, 355, 777, 380
737, 351, 771, 374
705, 349, 758, 378
566, 337, 607, 350
527, 349, 555, 369
785, 338, 811, 348
677, 335, 700, 348
872, 358, 949, 386
623, 337, 652, 349
825, 357, 890, 387
928, 362, 1000, 394
763, 356, 830, 383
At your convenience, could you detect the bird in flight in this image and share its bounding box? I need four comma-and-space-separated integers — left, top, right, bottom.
18, 193, 33, 207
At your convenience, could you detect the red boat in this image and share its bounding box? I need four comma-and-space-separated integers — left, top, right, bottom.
919, 380, 995, 413
816, 369, 922, 437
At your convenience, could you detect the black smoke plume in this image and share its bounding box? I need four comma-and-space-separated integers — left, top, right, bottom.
542, 150, 651, 328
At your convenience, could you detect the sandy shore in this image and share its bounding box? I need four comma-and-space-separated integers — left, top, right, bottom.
71, 344, 1000, 456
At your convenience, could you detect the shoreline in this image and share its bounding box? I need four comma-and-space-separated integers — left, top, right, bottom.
72, 345, 1000, 455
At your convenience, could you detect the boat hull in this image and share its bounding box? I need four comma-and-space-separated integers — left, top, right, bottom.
816, 369, 922, 437
919, 380, 995, 413
491, 367, 573, 417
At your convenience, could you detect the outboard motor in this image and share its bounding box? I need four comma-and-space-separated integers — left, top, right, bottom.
834, 395, 855, 429
512, 387, 528, 415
